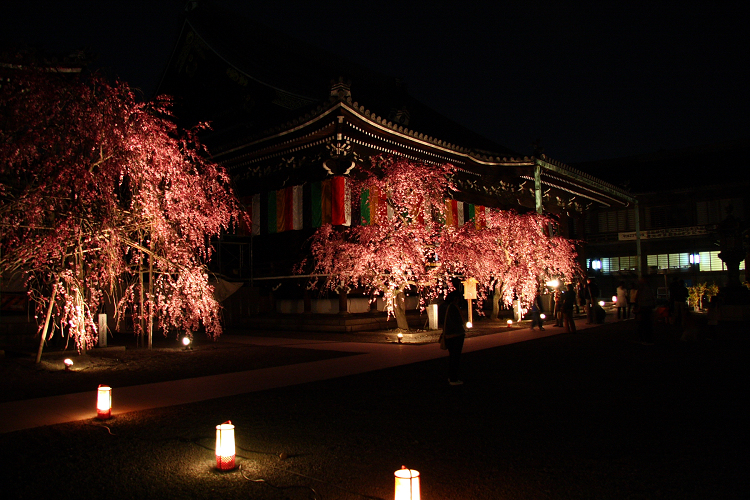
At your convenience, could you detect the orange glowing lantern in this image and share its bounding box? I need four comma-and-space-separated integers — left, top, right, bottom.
394, 466, 420, 500
96, 385, 112, 419
215, 421, 236, 470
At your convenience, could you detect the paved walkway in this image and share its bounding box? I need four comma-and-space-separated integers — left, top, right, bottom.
0, 319, 598, 434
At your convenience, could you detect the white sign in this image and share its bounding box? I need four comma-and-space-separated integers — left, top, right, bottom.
618, 231, 649, 241
619, 225, 712, 241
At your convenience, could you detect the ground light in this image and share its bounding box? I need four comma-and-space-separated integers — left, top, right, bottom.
612, 295, 617, 303
182, 336, 192, 350
540, 314, 546, 320
397, 332, 403, 343
466, 321, 473, 328
63, 358, 73, 371
599, 300, 606, 307
215, 421, 236, 470
507, 319, 513, 328
96, 385, 112, 419
394, 466, 420, 500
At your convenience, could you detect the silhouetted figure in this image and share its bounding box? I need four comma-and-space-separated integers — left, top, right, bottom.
628, 282, 638, 318
529, 294, 545, 330
635, 278, 656, 344
442, 291, 466, 385
671, 279, 689, 329
553, 287, 564, 327
562, 283, 577, 333
585, 277, 600, 324
616, 281, 628, 320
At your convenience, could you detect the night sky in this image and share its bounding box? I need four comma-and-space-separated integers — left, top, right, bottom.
3, 0, 749, 164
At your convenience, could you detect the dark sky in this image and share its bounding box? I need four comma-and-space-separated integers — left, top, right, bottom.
3, 0, 749, 164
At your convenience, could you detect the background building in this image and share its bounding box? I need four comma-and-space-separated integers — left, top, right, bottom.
575, 138, 750, 300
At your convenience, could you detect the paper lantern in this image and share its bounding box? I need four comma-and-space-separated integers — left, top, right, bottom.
394, 466, 420, 500
215, 421, 236, 470
507, 319, 513, 328
63, 358, 73, 370
96, 385, 111, 419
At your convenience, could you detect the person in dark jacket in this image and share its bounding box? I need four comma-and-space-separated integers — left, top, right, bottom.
529, 293, 545, 330
442, 291, 466, 385
562, 283, 577, 333
635, 278, 656, 344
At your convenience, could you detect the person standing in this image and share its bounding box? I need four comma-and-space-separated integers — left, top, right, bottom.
442, 291, 466, 385
529, 293, 545, 330
562, 283, 577, 333
553, 287, 564, 327
616, 281, 628, 320
635, 278, 656, 345
672, 279, 689, 329
585, 277, 600, 324
628, 282, 638, 318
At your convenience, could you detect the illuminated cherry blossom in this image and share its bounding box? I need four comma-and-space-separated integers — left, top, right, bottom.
302, 155, 581, 329
0, 62, 242, 356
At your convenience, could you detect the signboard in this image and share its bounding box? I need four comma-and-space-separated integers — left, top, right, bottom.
619, 225, 713, 241
462, 277, 478, 300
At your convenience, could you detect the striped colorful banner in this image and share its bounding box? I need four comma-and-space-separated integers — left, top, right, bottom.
267, 186, 302, 234
468, 204, 488, 229
312, 176, 351, 228
445, 201, 487, 228
331, 176, 351, 226
360, 186, 388, 225
445, 199, 464, 227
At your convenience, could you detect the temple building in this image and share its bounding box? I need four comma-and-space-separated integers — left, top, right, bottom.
157, 3, 635, 327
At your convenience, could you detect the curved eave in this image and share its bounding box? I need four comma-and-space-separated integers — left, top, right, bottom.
213, 96, 634, 208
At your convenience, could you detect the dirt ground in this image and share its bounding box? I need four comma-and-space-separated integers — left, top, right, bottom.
1, 318, 748, 499
0, 332, 357, 402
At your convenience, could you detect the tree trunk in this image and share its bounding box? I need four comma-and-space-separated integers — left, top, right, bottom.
393, 291, 409, 331
491, 284, 503, 321
148, 252, 153, 350
35, 286, 57, 364
138, 270, 144, 348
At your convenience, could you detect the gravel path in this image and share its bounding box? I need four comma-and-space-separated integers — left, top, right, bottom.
1, 318, 747, 499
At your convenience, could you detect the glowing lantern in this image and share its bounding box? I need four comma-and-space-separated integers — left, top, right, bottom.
96, 385, 112, 419
598, 300, 605, 307
397, 332, 403, 343
612, 295, 617, 303
466, 321, 473, 328
546, 279, 560, 288
394, 466, 420, 500
540, 314, 546, 320
215, 421, 236, 470
507, 319, 513, 328
63, 358, 73, 370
